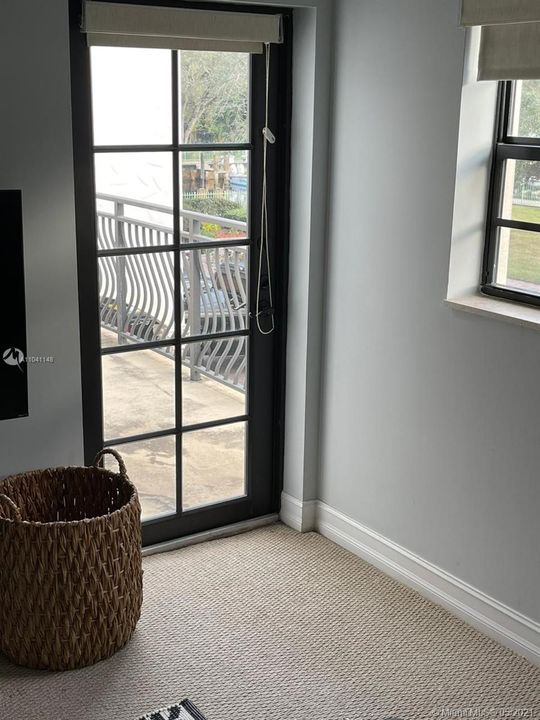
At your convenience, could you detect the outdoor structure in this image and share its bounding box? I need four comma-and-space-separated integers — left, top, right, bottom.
97, 193, 248, 390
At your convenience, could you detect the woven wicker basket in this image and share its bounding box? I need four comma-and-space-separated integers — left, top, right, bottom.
0, 449, 143, 671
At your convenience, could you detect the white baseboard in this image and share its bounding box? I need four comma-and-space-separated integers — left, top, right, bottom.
280, 492, 317, 532
316, 501, 540, 667
280, 493, 540, 666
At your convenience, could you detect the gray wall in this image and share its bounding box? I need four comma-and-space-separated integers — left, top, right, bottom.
320, 0, 540, 621
0, 0, 84, 472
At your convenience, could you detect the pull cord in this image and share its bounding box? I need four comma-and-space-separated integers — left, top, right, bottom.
255, 42, 275, 335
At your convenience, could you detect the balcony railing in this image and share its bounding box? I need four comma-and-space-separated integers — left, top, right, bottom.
96, 193, 248, 391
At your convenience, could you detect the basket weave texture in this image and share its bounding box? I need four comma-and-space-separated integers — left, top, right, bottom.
0, 449, 143, 671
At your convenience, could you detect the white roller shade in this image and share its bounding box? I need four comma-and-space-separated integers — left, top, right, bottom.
478, 22, 540, 80
460, 0, 540, 80
461, 0, 540, 26
87, 33, 262, 53
82, 1, 283, 53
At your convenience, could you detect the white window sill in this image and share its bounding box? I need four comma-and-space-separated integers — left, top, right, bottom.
445, 293, 540, 331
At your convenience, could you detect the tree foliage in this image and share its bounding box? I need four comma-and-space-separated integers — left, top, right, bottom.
518, 81, 540, 138
514, 81, 540, 188
184, 194, 246, 221
181, 51, 249, 144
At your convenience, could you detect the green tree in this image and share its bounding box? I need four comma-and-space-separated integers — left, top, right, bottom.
513, 81, 540, 190
181, 51, 249, 144
518, 81, 540, 138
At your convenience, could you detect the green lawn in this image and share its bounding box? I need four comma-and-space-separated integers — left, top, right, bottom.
507, 204, 540, 284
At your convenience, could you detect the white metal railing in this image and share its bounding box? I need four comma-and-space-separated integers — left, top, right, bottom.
96, 193, 248, 391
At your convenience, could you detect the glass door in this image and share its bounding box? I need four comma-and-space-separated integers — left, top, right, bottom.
70, 12, 291, 545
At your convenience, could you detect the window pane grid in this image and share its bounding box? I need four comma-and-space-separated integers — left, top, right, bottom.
495, 219, 540, 233
484, 80, 540, 304
93, 144, 253, 151
91, 46, 252, 521
172, 51, 182, 515
104, 414, 249, 446
98, 241, 251, 258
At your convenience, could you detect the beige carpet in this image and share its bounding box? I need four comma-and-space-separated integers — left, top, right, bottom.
0, 524, 538, 719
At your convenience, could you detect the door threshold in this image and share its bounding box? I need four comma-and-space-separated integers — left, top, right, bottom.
142, 513, 279, 557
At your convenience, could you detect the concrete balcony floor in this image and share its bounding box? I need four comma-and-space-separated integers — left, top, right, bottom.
101, 330, 246, 520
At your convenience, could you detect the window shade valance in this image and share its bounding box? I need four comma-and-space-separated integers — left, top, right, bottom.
460, 0, 540, 80
82, 1, 283, 53
461, 0, 540, 26
477, 22, 540, 80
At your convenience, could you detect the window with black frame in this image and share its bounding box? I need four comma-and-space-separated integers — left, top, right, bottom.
459, 2, 540, 306
483, 80, 540, 304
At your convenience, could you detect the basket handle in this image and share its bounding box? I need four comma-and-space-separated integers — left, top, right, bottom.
0, 494, 22, 521
92, 448, 128, 478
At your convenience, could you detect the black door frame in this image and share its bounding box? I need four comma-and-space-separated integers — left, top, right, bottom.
68, 0, 292, 546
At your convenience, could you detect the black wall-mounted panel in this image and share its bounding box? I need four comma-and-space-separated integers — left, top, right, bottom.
0, 190, 29, 421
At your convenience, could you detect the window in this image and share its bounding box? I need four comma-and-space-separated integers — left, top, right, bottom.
483, 80, 540, 305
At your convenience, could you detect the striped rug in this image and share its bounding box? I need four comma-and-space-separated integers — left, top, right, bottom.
138, 699, 206, 720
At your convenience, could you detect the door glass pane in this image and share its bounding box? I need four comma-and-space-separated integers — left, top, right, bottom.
182, 337, 247, 426
96, 198, 173, 252
105, 436, 176, 521
102, 349, 175, 440
180, 246, 248, 338
509, 80, 540, 139
182, 422, 246, 510
180, 150, 249, 241
91, 47, 172, 146
89, 45, 265, 530
500, 160, 540, 223
495, 226, 540, 293
95, 152, 173, 232
98, 253, 175, 349
179, 51, 249, 144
